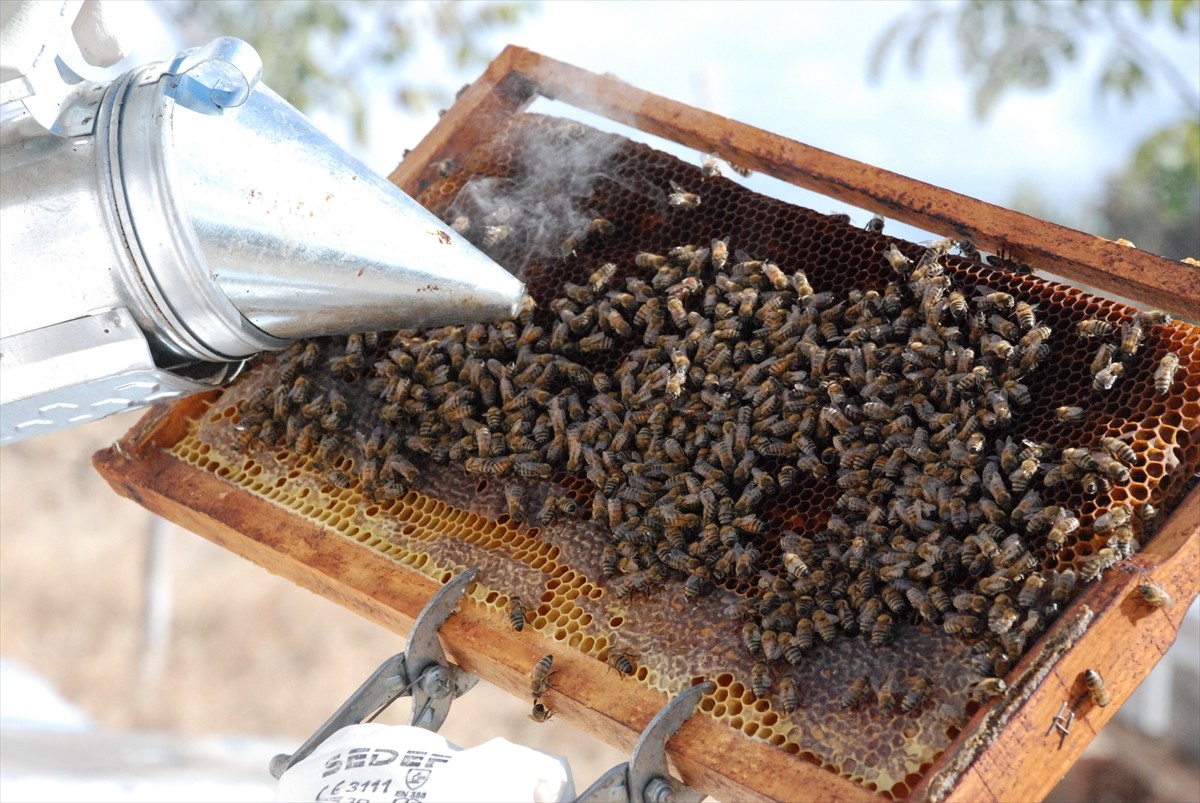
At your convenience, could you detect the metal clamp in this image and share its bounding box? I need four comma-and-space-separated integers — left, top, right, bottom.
269, 568, 481, 779
576, 681, 714, 803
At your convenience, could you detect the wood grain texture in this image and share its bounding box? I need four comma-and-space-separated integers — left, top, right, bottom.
93, 405, 881, 803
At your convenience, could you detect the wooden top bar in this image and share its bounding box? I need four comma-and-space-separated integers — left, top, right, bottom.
392, 46, 1197, 320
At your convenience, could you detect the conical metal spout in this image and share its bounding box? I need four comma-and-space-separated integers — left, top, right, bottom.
167, 84, 526, 339
0, 36, 526, 443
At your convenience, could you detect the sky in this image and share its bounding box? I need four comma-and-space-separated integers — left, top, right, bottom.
86, 0, 1199, 247
349, 0, 1199, 244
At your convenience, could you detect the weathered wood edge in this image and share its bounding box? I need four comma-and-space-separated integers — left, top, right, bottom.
92, 425, 881, 803
914, 483, 1200, 802
489, 46, 1197, 319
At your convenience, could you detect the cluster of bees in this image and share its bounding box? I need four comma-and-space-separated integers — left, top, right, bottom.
236, 188, 1183, 723
1076, 314, 1178, 394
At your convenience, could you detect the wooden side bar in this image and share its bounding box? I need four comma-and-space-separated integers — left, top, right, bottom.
93, 405, 881, 803
915, 484, 1200, 802
454, 46, 1197, 319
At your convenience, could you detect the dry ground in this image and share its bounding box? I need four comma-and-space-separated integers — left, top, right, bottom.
1, 412, 1196, 800
0, 413, 624, 791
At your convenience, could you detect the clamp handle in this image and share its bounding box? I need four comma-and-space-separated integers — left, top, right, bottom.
268, 568, 479, 779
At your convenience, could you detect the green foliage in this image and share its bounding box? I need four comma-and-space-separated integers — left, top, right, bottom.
870, 0, 1198, 119
1100, 119, 1200, 259
871, 0, 1198, 259
165, 0, 532, 144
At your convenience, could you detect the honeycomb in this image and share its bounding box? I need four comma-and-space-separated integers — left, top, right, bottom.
169, 114, 1200, 798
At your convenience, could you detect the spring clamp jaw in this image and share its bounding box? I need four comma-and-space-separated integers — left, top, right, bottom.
575, 681, 713, 803
269, 568, 480, 779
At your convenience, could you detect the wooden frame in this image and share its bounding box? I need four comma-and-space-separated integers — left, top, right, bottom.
389, 47, 1199, 321
95, 47, 1200, 802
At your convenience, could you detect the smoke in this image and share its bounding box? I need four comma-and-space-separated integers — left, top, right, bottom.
447, 118, 659, 277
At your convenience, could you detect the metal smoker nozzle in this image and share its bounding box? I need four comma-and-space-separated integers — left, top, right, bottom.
0, 38, 525, 444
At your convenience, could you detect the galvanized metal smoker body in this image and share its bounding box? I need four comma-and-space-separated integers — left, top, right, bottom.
0, 36, 526, 444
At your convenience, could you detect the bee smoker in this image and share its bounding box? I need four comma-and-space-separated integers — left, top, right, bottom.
0, 34, 525, 445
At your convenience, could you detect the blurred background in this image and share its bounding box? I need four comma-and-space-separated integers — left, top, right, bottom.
1, 1, 1197, 800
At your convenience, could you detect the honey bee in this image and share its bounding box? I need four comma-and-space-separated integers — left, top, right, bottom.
601, 545, 619, 578
588, 262, 617, 293
1137, 308, 1172, 326
1137, 581, 1172, 609
1090, 342, 1117, 377
1051, 569, 1077, 605
841, 675, 871, 709
1007, 459, 1039, 495
464, 456, 513, 476
537, 493, 560, 526
606, 648, 636, 677
1154, 353, 1180, 396
482, 224, 511, 247
1076, 319, 1115, 338
325, 469, 351, 489
1054, 405, 1086, 423
900, 676, 931, 713
749, 259, 786, 292
1092, 361, 1124, 391
711, 237, 730, 270
1046, 510, 1079, 552
701, 154, 722, 177
1017, 574, 1045, 608
635, 251, 668, 269
530, 654, 555, 698
587, 217, 615, 238
975, 290, 1015, 311
667, 180, 701, 209
1014, 300, 1037, 330
864, 215, 885, 234
1119, 320, 1144, 358
742, 621, 763, 656
751, 661, 771, 699
560, 232, 586, 257
508, 596, 532, 632
1092, 504, 1130, 534
883, 244, 912, 275
1108, 524, 1136, 559
979, 574, 1013, 596
795, 618, 816, 651
760, 629, 782, 662
1083, 668, 1110, 707
953, 592, 988, 614
779, 676, 799, 714
1080, 547, 1119, 583
1097, 436, 1136, 465
968, 677, 1008, 700
876, 675, 899, 713
1140, 502, 1158, 534
775, 631, 802, 665
870, 613, 894, 646
530, 702, 555, 723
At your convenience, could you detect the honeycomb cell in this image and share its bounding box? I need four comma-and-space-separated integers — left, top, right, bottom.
168, 112, 1200, 799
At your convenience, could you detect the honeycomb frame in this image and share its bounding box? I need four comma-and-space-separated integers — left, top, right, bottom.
93, 48, 1200, 803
